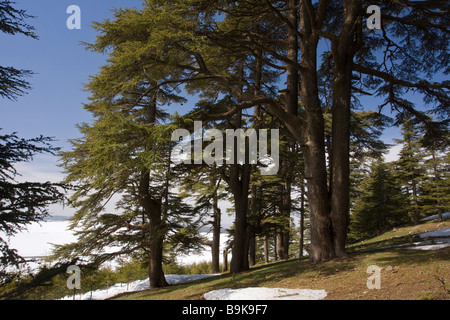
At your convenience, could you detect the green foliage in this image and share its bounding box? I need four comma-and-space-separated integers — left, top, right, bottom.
164, 261, 213, 275
0, 1, 37, 100
0, 0, 37, 38
350, 160, 409, 240
0, 133, 64, 283
420, 151, 450, 218
393, 119, 450, 223
54, 0, 204, 274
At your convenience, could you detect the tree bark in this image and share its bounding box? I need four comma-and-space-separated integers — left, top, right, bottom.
139, 97, 168, 288
229, 61, 252, 273
329, 0, 361, 257
299, 1, 334, 262
139, 171, 169, 289
222, 248, 229, 272
229, 161, 251, 273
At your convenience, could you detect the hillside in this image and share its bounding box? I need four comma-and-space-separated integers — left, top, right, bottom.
113, 219, 449, 300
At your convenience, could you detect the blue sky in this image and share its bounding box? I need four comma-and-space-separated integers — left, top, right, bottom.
0, 1, 148, 215
1, 0, 145, 145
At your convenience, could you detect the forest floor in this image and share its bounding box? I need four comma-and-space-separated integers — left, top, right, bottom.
113, 219, 450, 300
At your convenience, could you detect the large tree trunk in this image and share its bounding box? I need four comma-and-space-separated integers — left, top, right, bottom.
140, 98, 168, 288
229, 60, 252, 273
139, 171, 169, 288
299, 1, 334, 262
329, 53, 351, 258
229, 162, 251, 273
329, 0, 361, 257
148, 206, 169, 289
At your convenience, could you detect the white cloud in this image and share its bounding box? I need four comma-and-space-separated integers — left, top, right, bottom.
13, 154, 64, 184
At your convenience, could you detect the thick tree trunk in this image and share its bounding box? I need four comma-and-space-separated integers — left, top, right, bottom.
222, 248, 229, 272
148, 209, 169, 289
302, 145, 333, 263
139, 171, 169, 289
330, 60, 351, 257
227, 110, 252, 272
228, 60, 252, 273
298, 1, 334, 263
228, 129, 251, 273
329, 0, 361, 257
138, 98, 169, 288
229, 163, 251, 273
276, 232, 289, 260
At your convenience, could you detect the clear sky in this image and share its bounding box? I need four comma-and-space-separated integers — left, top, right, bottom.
1, 1, 147, 216
1, 0, 145, 144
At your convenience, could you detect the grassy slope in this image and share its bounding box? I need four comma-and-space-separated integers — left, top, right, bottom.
114, 220, 450, 300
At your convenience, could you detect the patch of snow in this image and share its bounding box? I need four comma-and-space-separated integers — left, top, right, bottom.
420, 212, 450, 222
403, 236, 450, 251
364, 228, 450, 252
60, 274, 219, 300
405, 243, 450, 251
204, 287, 327, 300
417, 228, 450, 238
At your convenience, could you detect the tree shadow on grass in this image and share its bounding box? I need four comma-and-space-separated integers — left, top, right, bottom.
368, 246, 450, 267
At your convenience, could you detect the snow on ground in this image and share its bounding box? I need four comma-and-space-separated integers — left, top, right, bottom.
4, 213, 448, 301
374, 227, 450, 251
204, 287, 328, 300
60, 274, 219, 300
404, 241, 450, 251
420, 212, 450, 222
417, 228, 450, 238
404, 227, 450, 251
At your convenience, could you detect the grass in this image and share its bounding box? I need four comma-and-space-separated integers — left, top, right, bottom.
113, 220, 450, 300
